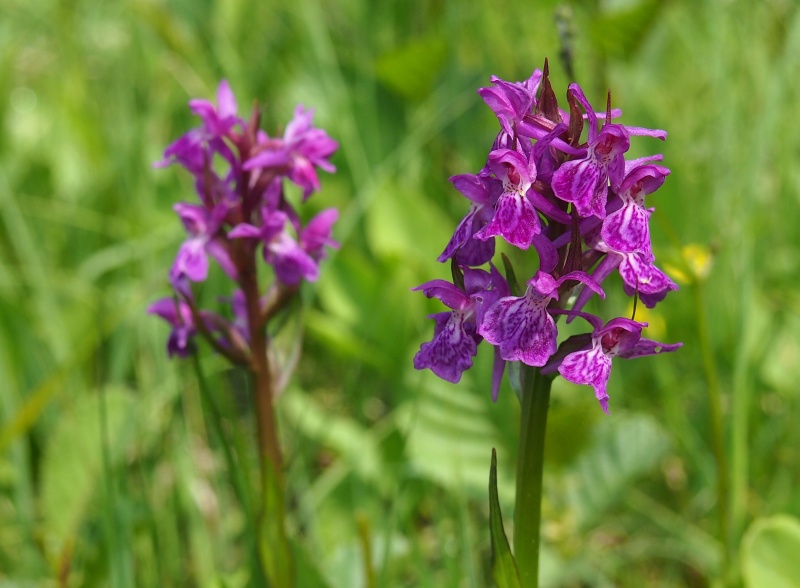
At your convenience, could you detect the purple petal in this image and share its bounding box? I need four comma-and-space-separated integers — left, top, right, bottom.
530, 235, 559, 274
475, 192, 541, 248
491, 346, 506, 402
556, 270, 606, 299
268, 233, 319, 285
487, 149, 536, 188
450, 174, 498, 206
455, 233, 496, 266
528, 190, 572, 225
597, 317, 645, 357
301, 208, 339, 260
172, 238, 209, 282
412, 279, 470, 310
438, 205, 482, 262
558, 344, 612, 413
618, 339, 683, 359
216, 80, 237, 120
590, 125, 630, 166
155, 130, 205, 173
479, 294, 557, 367
414, 311, 478, 383
148, 298, 191, 326
228, 222, 263, 240
288, 157, 321, 198
174, 202, 218, 237
205, 239, 238, 280
618, 253, 678, 307
551, 158, 606, 219
601, 200, 651, 254
244, 149, 292, 171
477, 71, 541, 135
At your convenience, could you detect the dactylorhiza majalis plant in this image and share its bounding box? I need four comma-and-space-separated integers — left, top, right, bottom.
148, 80, 338, 584
413, 63, 682, 587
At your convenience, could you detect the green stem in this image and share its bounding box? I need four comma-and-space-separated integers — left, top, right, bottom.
513, 365, 554, 588
693, 281, 731, 578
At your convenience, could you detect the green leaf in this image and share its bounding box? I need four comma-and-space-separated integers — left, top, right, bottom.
489, 448, 521, 588
742, 515, 800, 588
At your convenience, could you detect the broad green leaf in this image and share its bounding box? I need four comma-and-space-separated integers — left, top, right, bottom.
489, 448, 521, 588
742, 515, 800, 588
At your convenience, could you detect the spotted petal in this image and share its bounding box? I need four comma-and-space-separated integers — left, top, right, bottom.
601, 199, 651, 254
479, 294, 556, 367
558, 343, 612, 413
414, 312, 478, 383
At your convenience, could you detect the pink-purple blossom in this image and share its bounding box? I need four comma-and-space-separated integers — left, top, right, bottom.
150, 80, 339, 359
548, 315, 682, 412
414, 65, 681, 411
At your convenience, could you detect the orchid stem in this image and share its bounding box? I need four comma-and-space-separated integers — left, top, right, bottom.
240, 256, 293, 585
514, 365, 554, 588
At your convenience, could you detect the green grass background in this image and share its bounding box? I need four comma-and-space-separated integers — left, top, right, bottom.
2, 0, 800, 586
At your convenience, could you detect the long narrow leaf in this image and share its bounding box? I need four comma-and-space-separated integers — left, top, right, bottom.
489, 448, 521, 588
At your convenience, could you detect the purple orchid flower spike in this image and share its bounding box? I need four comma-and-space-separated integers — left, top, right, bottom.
171, 202, 237, 282
151, 79, 340, 374
147, 298, 197, 358
479, 270, 604, 367
601, 162, 670, 255
551, 314, 682, 413
438, 173, 499, 266
229, 207, 319, 286
414, 65, 681, 420
475, 148, 541, 249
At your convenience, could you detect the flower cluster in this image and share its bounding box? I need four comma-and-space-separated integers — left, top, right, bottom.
149, 81, 338, 361
414, 64, 681, 412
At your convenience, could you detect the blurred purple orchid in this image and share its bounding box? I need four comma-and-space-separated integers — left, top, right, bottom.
150, 80, 339, 361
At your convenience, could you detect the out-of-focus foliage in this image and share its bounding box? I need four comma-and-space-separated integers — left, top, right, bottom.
1, 0, 799, 585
